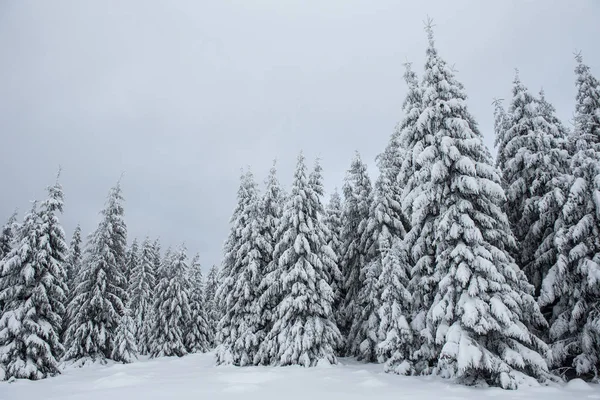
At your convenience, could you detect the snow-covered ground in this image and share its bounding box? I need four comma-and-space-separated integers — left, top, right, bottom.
1, 352, 597, 400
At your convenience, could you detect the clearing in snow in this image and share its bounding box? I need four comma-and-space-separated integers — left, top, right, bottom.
1, 352, 597, 400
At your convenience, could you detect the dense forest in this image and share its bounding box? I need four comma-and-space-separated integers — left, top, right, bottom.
1, 25, 599, 390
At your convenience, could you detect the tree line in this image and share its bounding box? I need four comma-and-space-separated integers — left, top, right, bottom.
1, 24, 599, 389
214, 26, 600, 389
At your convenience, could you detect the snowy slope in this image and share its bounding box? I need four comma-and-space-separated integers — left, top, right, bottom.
0, 352, 596, 400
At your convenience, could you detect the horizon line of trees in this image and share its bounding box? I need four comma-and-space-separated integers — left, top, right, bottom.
214, 24, 600, 390
1, 23, 599, 390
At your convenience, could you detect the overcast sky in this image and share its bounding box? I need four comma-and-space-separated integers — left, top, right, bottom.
1, 0, 598, 269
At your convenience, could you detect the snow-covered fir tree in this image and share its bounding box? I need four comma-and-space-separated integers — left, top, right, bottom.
111, 308, 138, 364
204, 264, 220, 347
400, 25, 551, 389
538, 88, 570, 144
0, 200, 66, 380
340, 152, 373, 341
158, 246, 173, 280
0, 210, 18, 314
0, 210, 18, 261
257, 153, 341, 367
308, 158, 342, 328
347, 120, 410, 361
498, 72, 569, 293
323, 190, 344, 318
149, 245, 192, 358
397, 61, 423, 191
216, 170, 270, 366
151, 238, 161, 286
374, 60, 424, 373
376, 237, 413, 374
64, 225, 82, 293
64, 182, 129, 364
125, 238, 140, 289
185, 254, 211, 353
254, 161, 285, 352
128, 237, 157, 355
492, 98, 511, 175
539, 53, 600, 380
37, 174, 69, 340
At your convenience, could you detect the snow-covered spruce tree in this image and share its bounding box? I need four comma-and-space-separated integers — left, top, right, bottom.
400, 26, 551, 389
323, 189, 344, 318
0, 201, 66, 380
538, 88, 570, 143
216, 169, 270, 365
64, 182, 129, 364
376, 236, 413, 374
204, 264, 220, 347
253, 161, 285, 361
308, 158, 342, 324
149, 245, 192, 358
111, 308, 138, 363
151, 238, 161, 287
0, 210, 18, 314
347, 120, 411, 362
158, 246, 173, 280
185, 254, 210, 353
257, 153, 341, 367
340, 152, 373, 341
372, 61, 421, 370
498, 72, 569, 293
492, 98, 511, 175
125, 238, 140, 289
539, 53, 600, 381
0, 210, 18, 261
64, 225, 82, 293
37, 174, 69, 342
398, 61, 423, 191
129, 237, 157, 355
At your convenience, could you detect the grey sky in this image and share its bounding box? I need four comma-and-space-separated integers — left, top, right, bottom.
1, 1, 598, 269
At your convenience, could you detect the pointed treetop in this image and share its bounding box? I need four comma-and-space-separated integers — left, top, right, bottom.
424, 16, 435, 47
56, 165, 62, 183
574, 49, 583, 64
403, 61, 418, 87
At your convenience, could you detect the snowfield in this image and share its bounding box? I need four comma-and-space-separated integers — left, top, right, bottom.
1, 353, 597, 400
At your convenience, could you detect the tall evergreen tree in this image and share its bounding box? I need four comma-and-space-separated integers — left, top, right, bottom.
64, 182, 128, 364
216, 170, 270, 365
308, 158, 342, 325
64, 225, 82, 292
37, 174, 69, 341
255, 161, 285, 354
498, 72, 569, 293
149, 245, 192, 358
372, 61, 422, 371
347, 120, 411, 361
111, 308, 138, 364
323, 190, 344, 320
539, 53, 600, 380
204, 264, 220, 347
0, 210, 18, 314
128, 237, 157, 355
400, 25, 550, 389
0, 210, 18, 261
125, 238, 140, 289
376, 237, 413, 374
0, 199, 66, 380
492, 98, 511, 175
151, 238, 161, 289
340, 152, 373, 342
185, 254, 211, 353
257, 154, 341, 366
